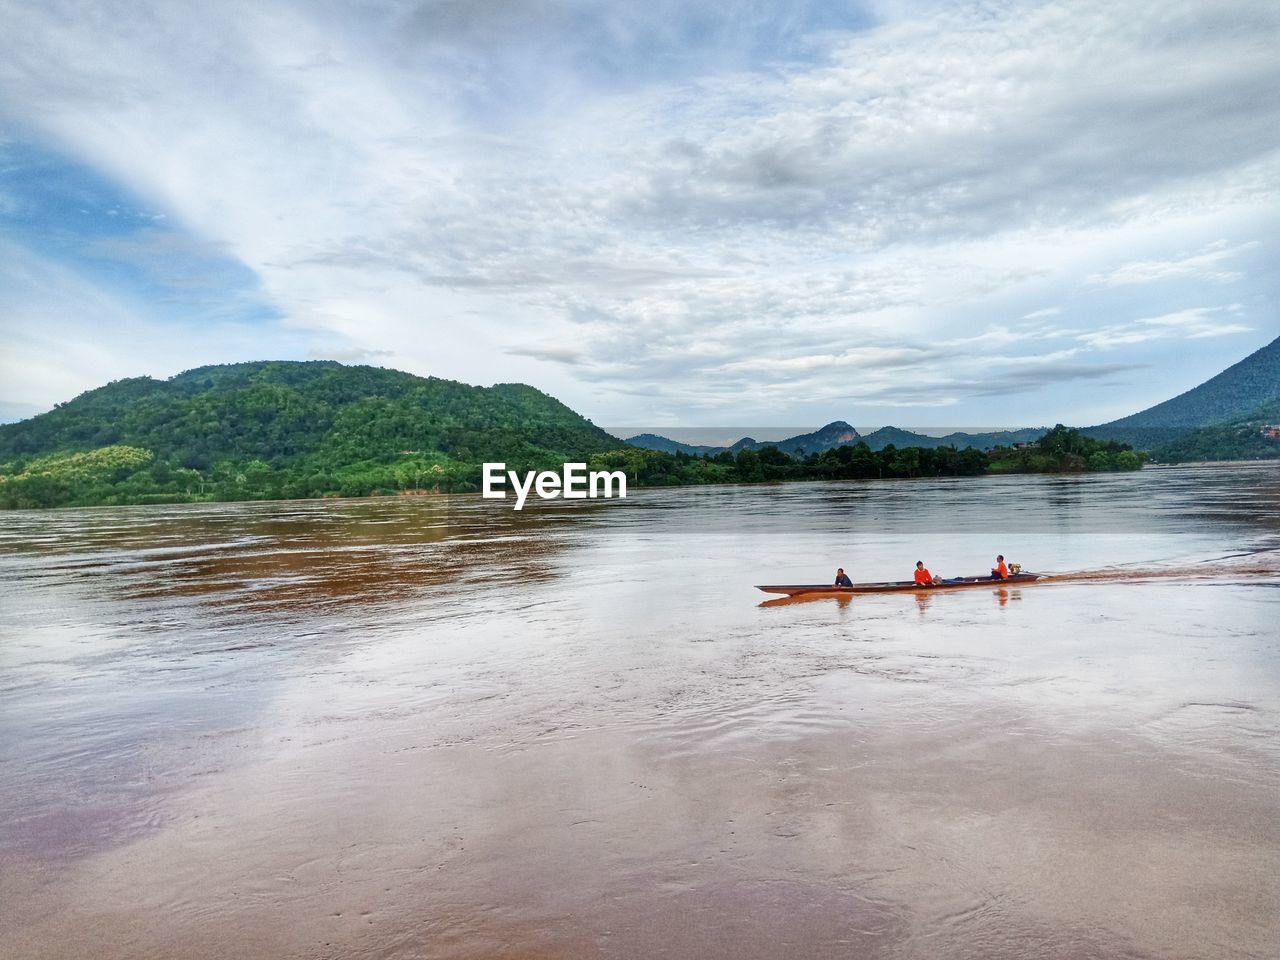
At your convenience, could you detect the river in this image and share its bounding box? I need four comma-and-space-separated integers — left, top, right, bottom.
2, 464, 1278, 959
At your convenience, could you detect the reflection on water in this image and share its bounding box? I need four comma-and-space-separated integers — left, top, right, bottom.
1, 464, 1278, 960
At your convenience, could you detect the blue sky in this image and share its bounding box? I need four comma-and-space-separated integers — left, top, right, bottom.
1, 0, 1277, 429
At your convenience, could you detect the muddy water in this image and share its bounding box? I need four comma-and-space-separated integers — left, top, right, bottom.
1, 464, 1278, 959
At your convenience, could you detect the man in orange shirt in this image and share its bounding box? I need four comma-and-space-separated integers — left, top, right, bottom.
914, 561, 936, 586
991, 555, 1009, 580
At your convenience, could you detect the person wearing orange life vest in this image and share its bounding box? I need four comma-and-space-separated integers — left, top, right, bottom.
990, 555, 1009, 580
913, 561, 936, 587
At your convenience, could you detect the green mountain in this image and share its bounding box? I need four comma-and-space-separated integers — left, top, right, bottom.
766, 421, 862, 456
622, 433, 724, 456
0, 361, 623, 507
1086, 335, 1280, 449
0, 362, 1149, 509
630, 422, 1048, 456
626, 421, 863, 456
860, 426, 1046, 452
1152, 398, 1280, 462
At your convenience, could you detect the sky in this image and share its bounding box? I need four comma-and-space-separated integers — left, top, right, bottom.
1, 0, 1277, 431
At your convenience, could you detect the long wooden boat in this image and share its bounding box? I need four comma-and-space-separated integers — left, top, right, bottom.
756, 572, 1043, 597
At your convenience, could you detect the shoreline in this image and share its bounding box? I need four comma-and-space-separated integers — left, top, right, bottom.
6, 460, 1279, 515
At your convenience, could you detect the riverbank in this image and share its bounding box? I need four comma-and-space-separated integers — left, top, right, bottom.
1, 426, 1144, 510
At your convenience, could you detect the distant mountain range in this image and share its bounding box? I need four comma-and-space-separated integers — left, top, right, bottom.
624, 422, 861, 456
623, 434, 728, 456
626, 422, 1047, 456
628, 334, 1280, 462
3, 333, 1277, 510
860, 426, 1047, 452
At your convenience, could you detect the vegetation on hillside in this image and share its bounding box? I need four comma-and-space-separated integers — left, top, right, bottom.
0, 363, 1144, 510
0, 361, 621, 507
585, 441, 991, 488
987, 425, 1143, 473
1153, 399, 1280, 463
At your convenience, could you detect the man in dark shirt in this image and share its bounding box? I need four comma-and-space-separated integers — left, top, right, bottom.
834, 568, 853, 587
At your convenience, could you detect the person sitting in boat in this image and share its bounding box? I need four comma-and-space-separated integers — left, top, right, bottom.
991, 555, 1009, 580
913, 561, 936, 586
834, 568, 853, 587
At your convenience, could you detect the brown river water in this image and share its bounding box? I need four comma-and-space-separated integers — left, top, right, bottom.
1, 464, 1278, 959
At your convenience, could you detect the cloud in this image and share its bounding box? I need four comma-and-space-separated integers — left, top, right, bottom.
1079, 306, 1252, 349
717, 346, 941, 376
959, 362, 1145, 398
0, 0, 1276, 425
505, 345, 589, 365
1022, 307, 1061, 320
612, 2, 1280, 241
1087, 241, 1260, 287
307, 347, 396, 363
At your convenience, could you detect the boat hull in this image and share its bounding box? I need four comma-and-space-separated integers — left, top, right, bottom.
756, 573, 1042, 597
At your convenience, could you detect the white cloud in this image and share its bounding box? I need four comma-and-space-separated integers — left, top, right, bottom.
718, 346, 936, 375
1022, 307, 1061, 320
0, 0, 1276, 425
505, 345, 590, 365
1080, 306, 1253, 349
307, 347, 396, 363
1087, 241, 1260, 287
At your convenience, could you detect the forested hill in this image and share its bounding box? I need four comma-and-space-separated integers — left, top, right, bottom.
0, 361, 623, 504
0, 363, 1147, 509
0, 361, 622, 462
1086, 335, 1280, 448
1153, 398, 1280, 463
622, 434, 724, 456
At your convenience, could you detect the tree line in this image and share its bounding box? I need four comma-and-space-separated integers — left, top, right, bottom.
1, 424, 1144, 510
